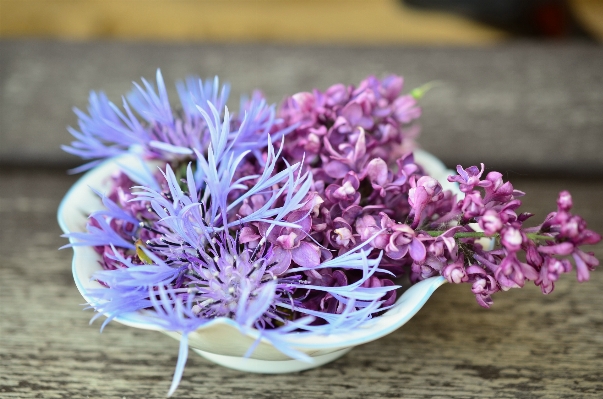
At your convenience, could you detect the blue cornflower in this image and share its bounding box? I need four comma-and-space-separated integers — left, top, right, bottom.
63, 70, 292, 172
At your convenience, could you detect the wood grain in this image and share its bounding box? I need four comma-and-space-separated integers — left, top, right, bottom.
1, 170, 602, 398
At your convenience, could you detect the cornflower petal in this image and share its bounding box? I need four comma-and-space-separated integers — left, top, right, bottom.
176, 75, 230, 120
62, 214, 135, 249
116, 158, 161, 191
127, 69, 174, 126
93, 245, 183, 288
149, 140, 194, 155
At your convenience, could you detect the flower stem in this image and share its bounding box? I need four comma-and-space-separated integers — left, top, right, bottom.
424, 231, 554, 241
526, 233, 555, 241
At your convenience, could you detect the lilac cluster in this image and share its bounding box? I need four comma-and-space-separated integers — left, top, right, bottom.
437, 165, 601, 307
63, 71, 600, 396
276, 75, 421, 172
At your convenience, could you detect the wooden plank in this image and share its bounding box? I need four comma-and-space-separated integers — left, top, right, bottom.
2, 41, 603, 176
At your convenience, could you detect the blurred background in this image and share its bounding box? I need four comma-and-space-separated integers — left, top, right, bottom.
2, 0, 603, 43
1, 0, 603, 174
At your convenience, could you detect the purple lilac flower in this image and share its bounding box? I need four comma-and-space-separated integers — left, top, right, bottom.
276, 75, 423, 176
437, 167, 601, 305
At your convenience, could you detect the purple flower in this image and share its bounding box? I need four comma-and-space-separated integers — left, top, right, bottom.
277, 74, 424, 175
467, 265, 498, 308
539, 191, 601, 282
63, 70, 291, 172
500, 227, 524, 252
384, 219, 426, 262
495, 252, 537, 290
447, 164, 487, 193
442, 255, 468, 284
408, 176, 444, 228
573, 250, 599, 282
482, 171, 521, 204
479, 209, 503, 235
325, 172, 361, 204
392, 95, 421, 123
461, 190, 485, 220
535, 257, 572, 294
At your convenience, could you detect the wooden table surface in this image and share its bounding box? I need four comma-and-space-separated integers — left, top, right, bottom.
1, 169, 602, 399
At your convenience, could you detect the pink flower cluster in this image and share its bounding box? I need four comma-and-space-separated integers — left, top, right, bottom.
443, 165, 601, 306
277, 74, 421, 173
270, 75, 601, 308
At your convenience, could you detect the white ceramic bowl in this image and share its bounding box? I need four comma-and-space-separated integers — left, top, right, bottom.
58, 150, 454, 373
